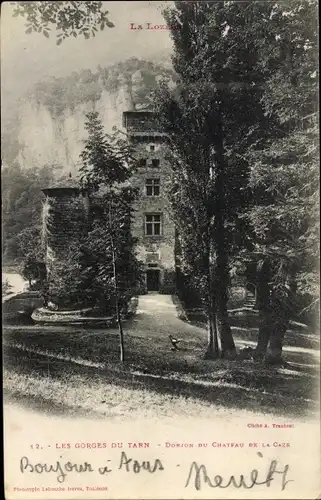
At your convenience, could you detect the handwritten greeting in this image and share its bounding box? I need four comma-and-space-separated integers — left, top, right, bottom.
19, 451, 293, 491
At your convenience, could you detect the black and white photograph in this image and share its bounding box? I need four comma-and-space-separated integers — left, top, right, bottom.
2, 1, 320, 499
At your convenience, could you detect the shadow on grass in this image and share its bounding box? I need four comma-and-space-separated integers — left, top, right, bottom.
4, 390, 107, 420
3, 326, 319, 420
187, 314, 319, 350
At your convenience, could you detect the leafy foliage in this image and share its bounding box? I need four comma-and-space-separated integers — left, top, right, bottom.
244, 0, 319, 324
79, 112, 136, 189
11, 1, 114, 44
20, 254, 46, 289
15, 225, 46, 288
1, 163, 59, 289
2, 163, 58, 263
45, 240, 107, 311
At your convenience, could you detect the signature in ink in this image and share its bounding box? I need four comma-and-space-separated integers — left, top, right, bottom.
185, 453, 293, 491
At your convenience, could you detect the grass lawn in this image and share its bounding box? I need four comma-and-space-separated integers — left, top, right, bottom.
3, 319, 320, 421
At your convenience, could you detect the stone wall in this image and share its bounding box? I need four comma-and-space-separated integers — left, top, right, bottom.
42, 187, 89, 268
123, 111, 159, 133
127, 123, 176, 292
3, 291, 44, 321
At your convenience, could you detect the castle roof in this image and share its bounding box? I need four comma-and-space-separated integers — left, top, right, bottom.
42, 174, 82, 196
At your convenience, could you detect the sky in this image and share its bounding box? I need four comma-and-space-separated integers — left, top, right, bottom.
1, 1, 174, 116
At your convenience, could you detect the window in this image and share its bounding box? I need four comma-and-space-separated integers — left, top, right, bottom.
146, 178, 160, 196
139, 158, 147, 167
145, 214, 162, 236
149, 144, 155, 151
151, 159, 160, 167
146, 251, 159, 262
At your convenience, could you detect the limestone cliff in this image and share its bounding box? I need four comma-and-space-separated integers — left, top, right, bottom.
13, 58, 175, 178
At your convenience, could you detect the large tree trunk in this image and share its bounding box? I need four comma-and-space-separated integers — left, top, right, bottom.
267, 290, 292, 364
216, 262, 236, 358
255, 264, 272, 361
268, 268, 295, 364
205, 308, 220, 359
253, 259, 272, 361
214, 110, 236, 359
217, 287, 236, 358
204, 241, 220, 360
253, 310, 273, 361
254, 259, 292, 363
267, 319, 288, 364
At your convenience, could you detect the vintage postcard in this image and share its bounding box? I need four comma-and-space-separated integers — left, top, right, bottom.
2, 1, 320, 499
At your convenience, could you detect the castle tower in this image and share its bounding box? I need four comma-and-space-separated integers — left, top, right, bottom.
42, 176, 89, 275
123, 111, 175, 293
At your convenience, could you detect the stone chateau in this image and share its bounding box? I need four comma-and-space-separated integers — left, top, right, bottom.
42, 110, 176, 294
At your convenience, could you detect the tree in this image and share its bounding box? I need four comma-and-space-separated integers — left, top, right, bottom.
11, 1, 114, 44
2, 163, 57, 263
156, 1, 270, 359
79, 111, 142, 362
158, 86, 221, 358
244, 0, 319, 363
46, 114, 142, 362
18, 226, 46, 289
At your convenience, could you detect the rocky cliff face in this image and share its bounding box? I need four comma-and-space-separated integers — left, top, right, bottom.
17, 84, 131, 177
12, 58, 175, 178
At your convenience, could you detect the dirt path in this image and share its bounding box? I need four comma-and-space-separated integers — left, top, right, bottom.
126, 294, 206, 342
